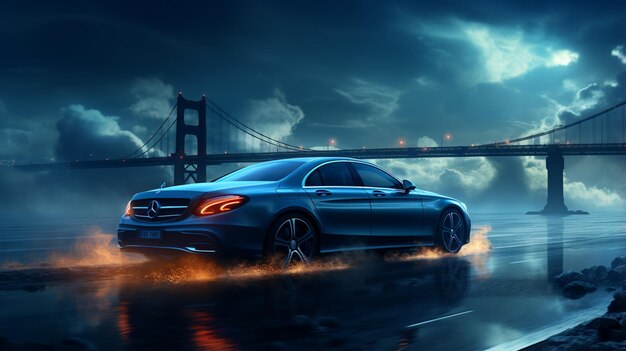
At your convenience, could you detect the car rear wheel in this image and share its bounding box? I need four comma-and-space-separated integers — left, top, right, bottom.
266, 214, 317, 267
437, 209, 465, 253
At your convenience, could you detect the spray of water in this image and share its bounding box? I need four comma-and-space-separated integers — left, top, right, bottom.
142, 255, 352, 283
1, 229, 145, 270
385, 225, 492, 262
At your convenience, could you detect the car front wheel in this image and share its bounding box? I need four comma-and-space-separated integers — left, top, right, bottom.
437, 209, 465, 253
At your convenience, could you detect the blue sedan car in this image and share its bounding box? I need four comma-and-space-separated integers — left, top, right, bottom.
118, 157, 471, 265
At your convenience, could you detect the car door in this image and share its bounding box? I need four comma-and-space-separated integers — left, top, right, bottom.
350, 162, 424, 244
303, 161, 371, 251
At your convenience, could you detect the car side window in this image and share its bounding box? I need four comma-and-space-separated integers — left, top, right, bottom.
305, 169, 322, 186
352, 163, 402, 189
307, 162, 355, 186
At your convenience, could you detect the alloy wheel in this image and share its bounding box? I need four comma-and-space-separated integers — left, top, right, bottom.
441, 211, 464, 253
273, 217, 316, 267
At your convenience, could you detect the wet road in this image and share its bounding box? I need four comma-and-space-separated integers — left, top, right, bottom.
0, 213, 625, 350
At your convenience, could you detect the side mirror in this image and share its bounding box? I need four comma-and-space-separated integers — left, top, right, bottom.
402, 180, 416, 193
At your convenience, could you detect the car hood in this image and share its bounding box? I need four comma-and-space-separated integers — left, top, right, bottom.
132, 181, 278, 200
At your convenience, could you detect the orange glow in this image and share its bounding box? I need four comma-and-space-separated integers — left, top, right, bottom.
399, 139, 405, 146
445, 133, 452, 140
190, 311, 237, 350
386, 225, 492, 262
196, 195, 246, 216
329, 138, 336, 144
125, 201, 132, 216
143, 255, 351, 283
117, 302, 132, 342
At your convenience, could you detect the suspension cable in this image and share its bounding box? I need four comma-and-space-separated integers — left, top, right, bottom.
122, 104, 177, 159
206, 99, 309, 151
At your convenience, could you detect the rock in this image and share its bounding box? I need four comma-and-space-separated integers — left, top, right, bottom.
555, 271, 587, 287
582, 266, 608, 283
611, 257, 626, 269
562, 281, 597, 299
607, 329, 626, 342
615, 265, 626, 279
588, 317, 621, 341
607, 270, 622, 283
588, 316, 621, 331
608, 292, 626, 313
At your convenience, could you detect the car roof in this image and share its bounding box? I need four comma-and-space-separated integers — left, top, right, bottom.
268, 156, 360, 164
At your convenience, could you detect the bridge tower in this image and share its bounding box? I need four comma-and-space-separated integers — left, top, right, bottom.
528, 146, 587, 215
174, 93, 207, 185
543, 149, 568, 214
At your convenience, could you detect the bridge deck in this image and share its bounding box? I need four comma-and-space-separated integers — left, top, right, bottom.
11, 143, 626, 170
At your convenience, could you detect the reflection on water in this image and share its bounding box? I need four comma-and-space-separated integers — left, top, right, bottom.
113, 257, 470, 350
1, 213, 624, 350
547, 217, 564, 282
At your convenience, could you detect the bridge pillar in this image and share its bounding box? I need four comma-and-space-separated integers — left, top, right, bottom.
174, 93, 207, 185
527, 148, 588, 215
543, 150, 568, 214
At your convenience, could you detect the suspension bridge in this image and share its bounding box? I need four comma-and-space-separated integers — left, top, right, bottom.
12, 93, 626, 214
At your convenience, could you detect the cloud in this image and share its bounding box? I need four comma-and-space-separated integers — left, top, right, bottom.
55, 104, 146, 161
335, 79, 401, 123
564, 181, 624, 208
417, 20, 579, 83
243, 89, 304, 147
464, 25, 578, 82
372, 137, 497, 196
522, 156, 624, 209
611, 45, 626, 64
129, 77, 174, 119
545, 50, 579, 67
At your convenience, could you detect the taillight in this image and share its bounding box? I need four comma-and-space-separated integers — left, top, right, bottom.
195, 195, 247, 216
125, 201, 132, 216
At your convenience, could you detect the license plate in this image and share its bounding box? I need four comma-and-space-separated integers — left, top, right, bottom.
139, 230, 161, 239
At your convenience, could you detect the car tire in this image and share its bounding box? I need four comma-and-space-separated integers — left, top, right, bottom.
436, 208, 465, 254
265, 213, 318, 267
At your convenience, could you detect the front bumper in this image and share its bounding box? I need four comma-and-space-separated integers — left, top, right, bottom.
117, 216, 268, 258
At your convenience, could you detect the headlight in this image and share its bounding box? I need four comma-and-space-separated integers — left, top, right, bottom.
125, 201, 132, 216
195, 195, 247, 216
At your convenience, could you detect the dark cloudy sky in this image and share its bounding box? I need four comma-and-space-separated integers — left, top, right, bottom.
1, 0, 625, 215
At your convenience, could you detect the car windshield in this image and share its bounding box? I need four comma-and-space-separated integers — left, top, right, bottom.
214, 161, 306, 182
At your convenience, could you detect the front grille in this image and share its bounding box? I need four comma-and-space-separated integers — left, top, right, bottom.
131, 198, 190, 222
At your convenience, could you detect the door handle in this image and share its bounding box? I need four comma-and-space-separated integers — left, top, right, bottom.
315, 189, 332, 197
372, 190, 386, 197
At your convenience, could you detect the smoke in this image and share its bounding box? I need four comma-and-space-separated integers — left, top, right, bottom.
386, 225, 492, 261
1, 229, 145, 270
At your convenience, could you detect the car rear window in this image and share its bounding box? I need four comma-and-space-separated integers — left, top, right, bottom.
305, 162, 355, 186
215, 161, 305, 182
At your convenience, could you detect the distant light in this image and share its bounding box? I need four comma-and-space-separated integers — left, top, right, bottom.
445, 134, 452, 140
399, 139, 405, 146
